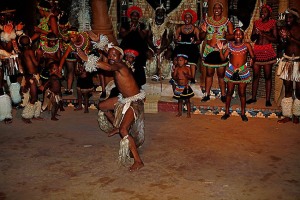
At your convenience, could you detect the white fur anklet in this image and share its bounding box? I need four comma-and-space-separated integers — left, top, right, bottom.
118, 135, 131, 165
292, 98, 300, 117
281, 97, 293, 117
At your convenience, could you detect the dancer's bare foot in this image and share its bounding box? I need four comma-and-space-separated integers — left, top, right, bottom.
33, 116, 44, 121
293, 117, 299, 124
129, 161, 144, 172
4, 118, 12, 124
187, 113, 191, 118
22, 118, 32, 124
108, 128, 119, 137
74, 107, 83, 111
51, 117, 59, 121
176, 113, 182, 117
277, 117, 291, 124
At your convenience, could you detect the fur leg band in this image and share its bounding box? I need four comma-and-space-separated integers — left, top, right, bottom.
0, 94, 12, 121
22, 103, 35, 119
281, 97, 293, 117
97, 110, 114, 133
118, 135, 131, 165
21, 90, 30, 107
9, 82, 21, 104
34, 101, 42, 118
292, 98, 300, 116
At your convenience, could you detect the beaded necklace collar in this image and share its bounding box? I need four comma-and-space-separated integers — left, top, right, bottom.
206, 16, 229, 28
228, 42, 247, 54
41, 41, 60, 54
69, 32, 89, 51
255, 19, 276, 31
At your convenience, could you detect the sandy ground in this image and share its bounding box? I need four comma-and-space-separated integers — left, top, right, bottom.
0, 107, 299, 200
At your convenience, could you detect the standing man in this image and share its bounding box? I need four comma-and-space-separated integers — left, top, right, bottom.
277, 9, 300, 124
77, 46, 145, 172
146, 4, 173, 81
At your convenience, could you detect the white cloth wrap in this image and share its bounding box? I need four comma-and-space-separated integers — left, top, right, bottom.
0, 94, 12, 121
281, 97, 293, 118
9, 82, 21, 104
277, 54, 300, 82
117, 90, 146, 118
84, 54, 99, 72
292, 98, 300, 116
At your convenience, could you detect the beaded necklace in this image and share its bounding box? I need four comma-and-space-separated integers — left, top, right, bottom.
183, 24, 194, 34
69, 32, 89, 51
255, 19, 276, 32
58, 26, 69, 41
41, 41, 60, 54
206, 16, 228, 27
206, 16, 229, 40
228, 42, 247, 55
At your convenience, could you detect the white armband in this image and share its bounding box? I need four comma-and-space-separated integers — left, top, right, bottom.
84, 54, 100, 72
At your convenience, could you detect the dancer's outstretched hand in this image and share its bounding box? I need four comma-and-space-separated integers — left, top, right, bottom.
88, 31, 100, 42
77, 48, 88, 62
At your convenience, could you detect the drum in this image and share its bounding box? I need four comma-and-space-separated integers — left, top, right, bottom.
4, 55, 19, 76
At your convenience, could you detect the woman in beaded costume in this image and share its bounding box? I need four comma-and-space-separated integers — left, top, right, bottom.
246, 4, 277, 107
174, 9, 201, 84
31, 0, 58, 45
36, 32, 62, 82
200, 2, 234, 103
119, 6, 148, 74
217, 28, 255, 122
58, 27, 90, 95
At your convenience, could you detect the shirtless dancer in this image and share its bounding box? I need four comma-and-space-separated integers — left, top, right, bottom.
78, 46, 145, 172
277, 9, 300, 124
19, 35, 43, 123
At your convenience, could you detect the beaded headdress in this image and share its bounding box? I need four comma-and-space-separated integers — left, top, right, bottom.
233, 27, 244, 33
177, 54, 188, 59
127, 6, 143, 18
110, 46, 124, 57
181, 9, 197, 24
213, 2, 224, 9
261, 4, 272, 13
124, 49, 139, 57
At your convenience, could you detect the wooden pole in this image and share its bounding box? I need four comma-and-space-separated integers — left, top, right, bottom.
90, 0, 118, 45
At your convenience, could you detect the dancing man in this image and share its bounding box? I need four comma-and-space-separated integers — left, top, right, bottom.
77, 46, 145, 172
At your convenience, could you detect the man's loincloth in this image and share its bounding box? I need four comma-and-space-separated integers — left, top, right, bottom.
114, 91, 146, 148
277, 54, 300, 82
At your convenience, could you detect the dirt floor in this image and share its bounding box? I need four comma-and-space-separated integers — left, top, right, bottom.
0, 107, 299, 200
